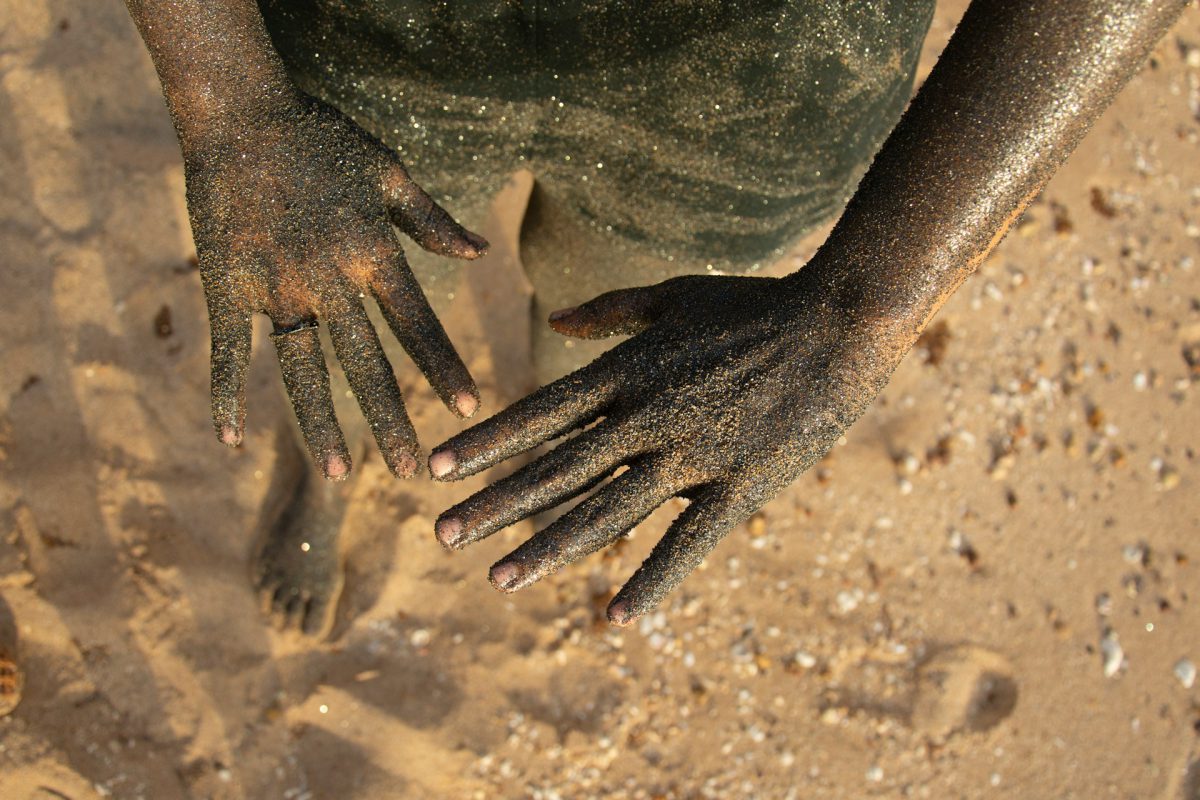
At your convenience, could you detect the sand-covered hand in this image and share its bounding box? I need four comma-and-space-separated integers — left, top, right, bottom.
430, 274, 887, 624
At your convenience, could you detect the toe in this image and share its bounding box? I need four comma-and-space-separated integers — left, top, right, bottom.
285, 593, 310, 632
302, 594, 335, 638
258, 584, 277, 616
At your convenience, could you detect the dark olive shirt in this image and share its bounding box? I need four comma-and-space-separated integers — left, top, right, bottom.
260, 1, 934, 267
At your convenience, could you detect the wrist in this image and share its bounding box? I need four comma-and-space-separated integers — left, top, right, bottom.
781, 253, 932, 368
168, 76, 305, 165
176, 79, 296, 139
128, 0, 297, 144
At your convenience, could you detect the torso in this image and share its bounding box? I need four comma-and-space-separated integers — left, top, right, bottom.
259, 0, 935, 268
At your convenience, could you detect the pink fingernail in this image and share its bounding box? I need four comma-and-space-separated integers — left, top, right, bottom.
435, 516, 463, 548
454, 391, 478, 418
325, 454, 350, 480
220, 424, 241, 447
548, 306, 576, 322
429, 449, 456, 479
489, 562, 522, 591
393, 452, 418, 479
607, 599, 635, 626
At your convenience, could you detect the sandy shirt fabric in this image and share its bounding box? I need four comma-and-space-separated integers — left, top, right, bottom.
259, 0, 934, 269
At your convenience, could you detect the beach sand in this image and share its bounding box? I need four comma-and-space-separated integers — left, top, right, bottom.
0, 1, 1197, 797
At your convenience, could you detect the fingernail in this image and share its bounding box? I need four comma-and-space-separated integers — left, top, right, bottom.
325, 454, 350, 480
607, 599, 635, 626
454, 391, 478, 418
429, 449, 456, 479
392, 452, 418, 479
548, 306, 576, 322
489, 562, 522, 591
435, 515, 463, 548
465, 232, 489, 255
220, 424, 241, 447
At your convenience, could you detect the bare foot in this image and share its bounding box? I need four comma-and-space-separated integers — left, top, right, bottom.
253, 471, 348, 638
0, 592, 23, 716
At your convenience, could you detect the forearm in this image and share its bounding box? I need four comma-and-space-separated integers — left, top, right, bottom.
793, 0, 1186, 349
124, 0, 294, 147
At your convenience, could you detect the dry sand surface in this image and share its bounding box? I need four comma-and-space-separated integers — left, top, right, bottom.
2, 1, 1199, 798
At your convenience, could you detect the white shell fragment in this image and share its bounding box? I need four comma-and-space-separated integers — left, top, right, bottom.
1174, 658, 1196, 690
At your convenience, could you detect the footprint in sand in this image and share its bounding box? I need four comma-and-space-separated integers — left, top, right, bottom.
911, 645, 1018, 739
0, 592, 22, 716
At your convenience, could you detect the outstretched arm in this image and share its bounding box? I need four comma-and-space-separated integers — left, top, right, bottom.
792, 0, 1188, 341
429, 0, 1188, 624
125, 0, 488, 479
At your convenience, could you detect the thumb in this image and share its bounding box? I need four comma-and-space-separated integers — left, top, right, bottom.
382, 158, 488, 260
548, 282, 673, 340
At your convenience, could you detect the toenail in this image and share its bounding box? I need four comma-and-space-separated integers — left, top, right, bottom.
435, 516, 463, 548
429, 449, 456, 479
489, 562, 522, 591
454, 391, 478, 418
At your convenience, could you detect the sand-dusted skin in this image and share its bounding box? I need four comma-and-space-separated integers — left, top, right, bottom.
123, 0, 1188, 629
429, 0, 1189, 625
123, 0, 499, 635
123, 0, 488, 483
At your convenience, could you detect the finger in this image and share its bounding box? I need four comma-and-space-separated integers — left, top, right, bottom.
547, 283, 672, 340
488, 462, 678, 592
327, 301, 421, 479
383, 160, 488, 259
428, 359, 620, 481
208, 303, 253, 446
607, 490, 743, 626
434, 419, 632, 549
272, 323, 353, 480
372, 255, 479, 418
